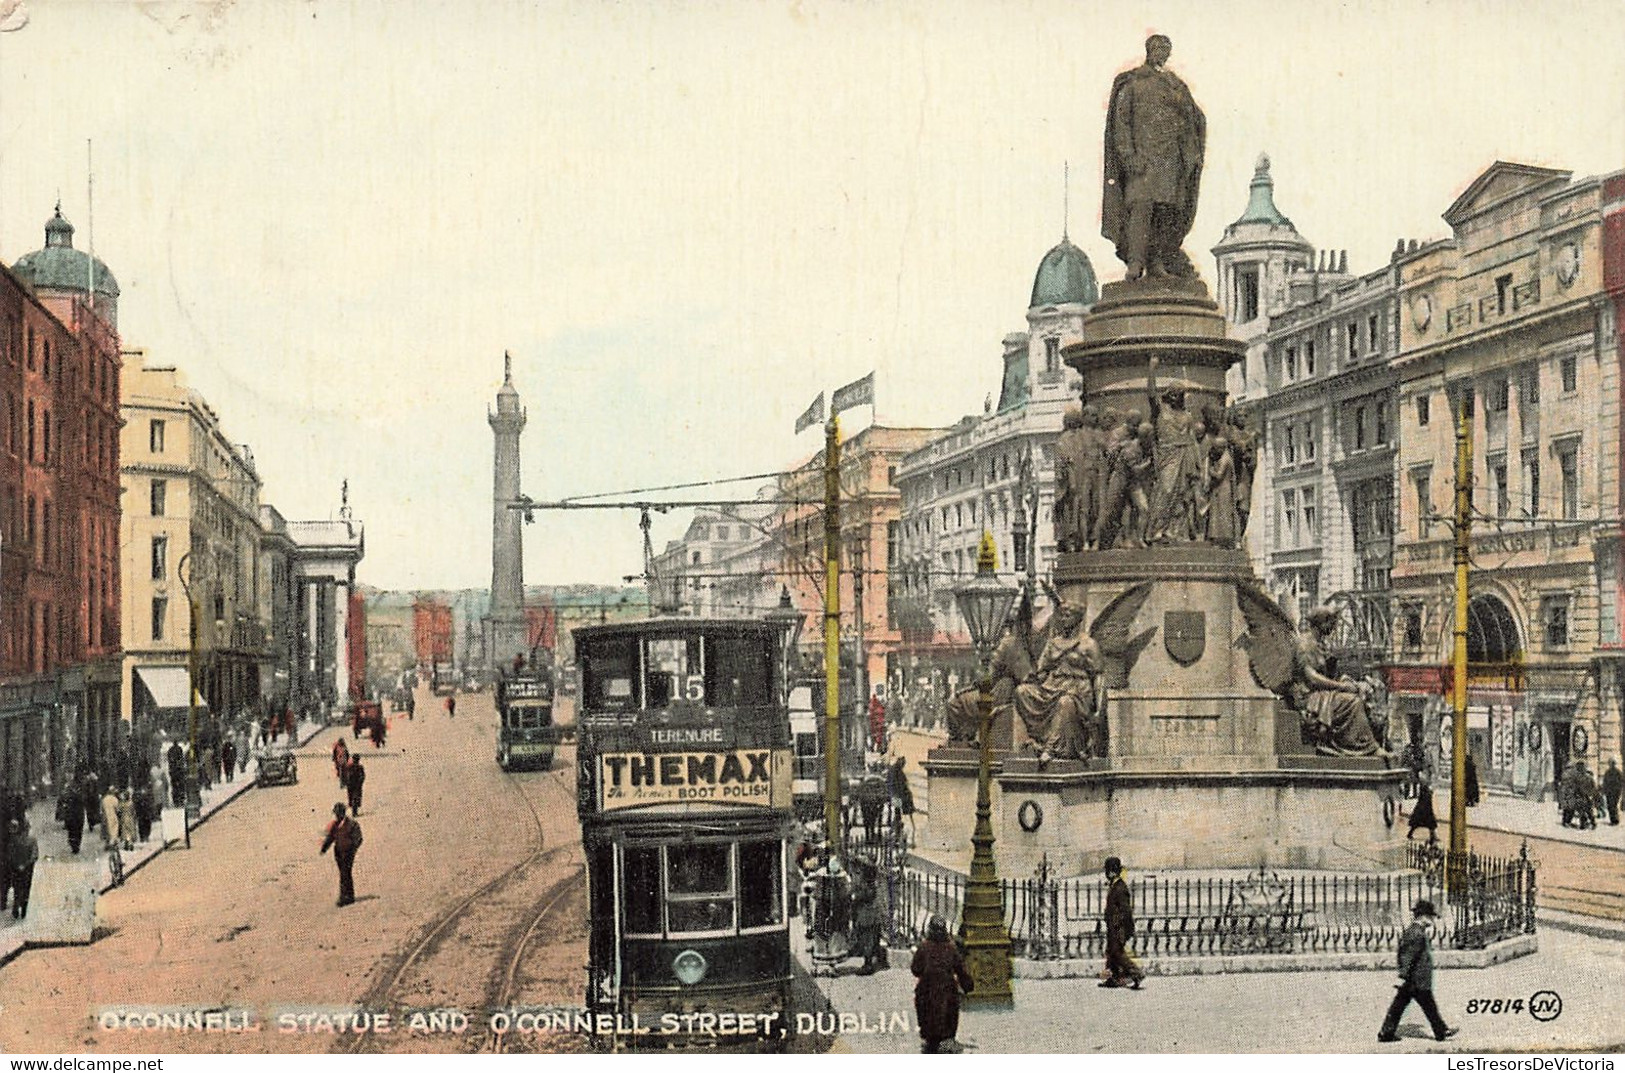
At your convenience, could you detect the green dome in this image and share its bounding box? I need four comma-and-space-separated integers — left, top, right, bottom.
1030, 236, 1098, 308
12, 205, 119, 298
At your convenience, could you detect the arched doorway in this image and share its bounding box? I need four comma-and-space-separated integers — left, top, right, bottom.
1462, 594, 1524, 796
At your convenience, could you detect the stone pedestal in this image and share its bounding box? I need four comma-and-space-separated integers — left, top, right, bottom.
25, 860, 97, 944
920, 745, 1005, 869
917, 278, 1406, 880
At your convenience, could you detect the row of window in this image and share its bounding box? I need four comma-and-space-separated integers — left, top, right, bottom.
1410, 438, 1580, 532
1416, 357, 1578, 428
1398, 595, 1571, 652
2, 314, 121, 401
1275, 311, 1386, 384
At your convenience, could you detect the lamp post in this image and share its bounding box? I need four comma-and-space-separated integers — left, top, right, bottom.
176, 551, 204, 847
765, 586, 805, 707
952, 532, 1019, 1008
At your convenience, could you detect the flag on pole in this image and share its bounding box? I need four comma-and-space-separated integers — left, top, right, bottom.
794, 391, 825, 434
831, 371, 874, 416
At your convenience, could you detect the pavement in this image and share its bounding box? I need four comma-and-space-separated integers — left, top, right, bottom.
793, 924, 1624, 1053
1412, 791, 1625, 854
0, 718, 329, 965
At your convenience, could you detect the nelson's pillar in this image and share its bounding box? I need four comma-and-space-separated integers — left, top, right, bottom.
489, 353, 529, 672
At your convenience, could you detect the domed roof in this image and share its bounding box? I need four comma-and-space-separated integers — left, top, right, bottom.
11, 204, 119, 297
1030, 236, 1098, 308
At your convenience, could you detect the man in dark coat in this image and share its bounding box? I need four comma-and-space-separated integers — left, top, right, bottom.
221, 738, 237, 784
4, 819, 37, 919
319, 803, 362, 907
911, 915, 973, 1054
1101, 856, 1145, 988
60, 775, 87, 854
1603, 759, 1622, 826
1378, 900, 1458, 1043
1407, 783, 1439, 843
1464, 753, 1480, 808
345, 755, 366, 816
167, 743, 186, 807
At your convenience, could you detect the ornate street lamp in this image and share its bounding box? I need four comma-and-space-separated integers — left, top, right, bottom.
764, 585, 805, 705
952, 532, 1019, 1008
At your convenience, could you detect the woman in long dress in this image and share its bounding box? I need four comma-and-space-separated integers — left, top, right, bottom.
912, 915, 973, 1053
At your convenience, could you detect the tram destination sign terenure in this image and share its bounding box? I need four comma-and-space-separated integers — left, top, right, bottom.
598, 749, 792, 810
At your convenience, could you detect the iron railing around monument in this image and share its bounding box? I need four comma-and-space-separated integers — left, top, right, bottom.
890, 847, 1538, 961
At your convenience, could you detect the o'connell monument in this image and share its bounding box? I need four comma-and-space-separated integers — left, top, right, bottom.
925, 36, 1405, 877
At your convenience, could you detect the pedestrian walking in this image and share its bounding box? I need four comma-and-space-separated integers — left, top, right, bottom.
332, 737, 350, 782
1378, 900, 1458, 1043
1407, 783, 1439, 842
848, 859, 886, 974
1100, 856, 1145, 989
59, 775, 86, 855
1603, 760, 1622, 826
888, 756, 917, 844
198, 743, 215, 792
134, 777, 155, 843
319, 803, 363, 907
101, 787, 121, 848
1464, 753, 1480, 808
911, 915, 973, 1054
369, 711, 386, 749
405, 693, 415, 720
4, 819, 37, 920
167, 743, 186, 807
345, 754, 366, 816
445, 696, 456, 719
117, 789, 138, 850
221, 739, 237, 784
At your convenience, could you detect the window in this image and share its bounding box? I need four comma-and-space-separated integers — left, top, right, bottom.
1348, 321, 1359, 360
1490, 455, 1508, 517
1044, 337, 1059, 374
1557, 441, 1579, 520
1403, 608, 1424, 650
1303, 420, 1317, 461
1368, 313, 1380, 354
1302, 492, 1318, 544
1280, 488, 1298, 547
1305, 340, 1317, 376
1520, 366, 1540, 408
1284, 346, 1297, 381
1543, 596, 1570, 647
1561, 355, 1577, 393
151, 596, 167, 642
1415, 472, 1432, 537
1282, 424, 1297, 466
1354, 407, 1367, 450
1239, 267, 1260, 322
581, 635, 637, 712
666, 843, 735, 935
704, 633, 773, 707
622, 846, 663, 936
149, 420, 165, 454
1496, 273, 1513, 315
1450, 385, 1474, 419
150, 535, 167, 581
738, 840, 785, 930
1489, 379, 1509, 412
1375, 403, 1389, 444
1522, 449, 1541, 518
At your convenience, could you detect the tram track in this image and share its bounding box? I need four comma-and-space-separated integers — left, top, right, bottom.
477, 865, 588, 1054
341, 746, 582, 1055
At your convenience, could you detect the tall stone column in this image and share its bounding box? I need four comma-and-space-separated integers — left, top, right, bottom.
488, 354, 529, 672
334, 580, 350, 705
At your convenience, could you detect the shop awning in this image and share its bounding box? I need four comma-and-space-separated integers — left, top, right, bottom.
135, 666, 207, 712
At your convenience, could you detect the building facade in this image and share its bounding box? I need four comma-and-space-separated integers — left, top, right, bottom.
119, 353, 268, 748
1389, 162, 1624, 798
1, 204, 124, 798
890, 235, 1097, 716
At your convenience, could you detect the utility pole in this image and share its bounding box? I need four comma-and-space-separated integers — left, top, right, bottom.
823, 417, 843, 849
852, 529, 866, 759
1450, 400, 1473, 859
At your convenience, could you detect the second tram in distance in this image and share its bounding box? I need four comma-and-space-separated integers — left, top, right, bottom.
573, 616, 794, 1044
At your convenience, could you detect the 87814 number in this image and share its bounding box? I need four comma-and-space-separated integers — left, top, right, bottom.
1466, 999, 1524, 1015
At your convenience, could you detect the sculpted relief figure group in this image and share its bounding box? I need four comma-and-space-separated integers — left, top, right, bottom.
1054, 369, 1257, 553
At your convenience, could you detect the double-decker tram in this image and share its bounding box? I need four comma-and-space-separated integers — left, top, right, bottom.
574, 617, 794, 1045
496, 656, 561, 770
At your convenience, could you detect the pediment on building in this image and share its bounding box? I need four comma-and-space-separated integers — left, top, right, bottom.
1443, 161, 1571, 226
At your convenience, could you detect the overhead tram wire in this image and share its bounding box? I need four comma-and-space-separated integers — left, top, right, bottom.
561, 468, 796, 502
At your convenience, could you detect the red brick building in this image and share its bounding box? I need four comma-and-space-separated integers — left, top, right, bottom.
413, 596, 453, 671
1, 205, 123, 797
